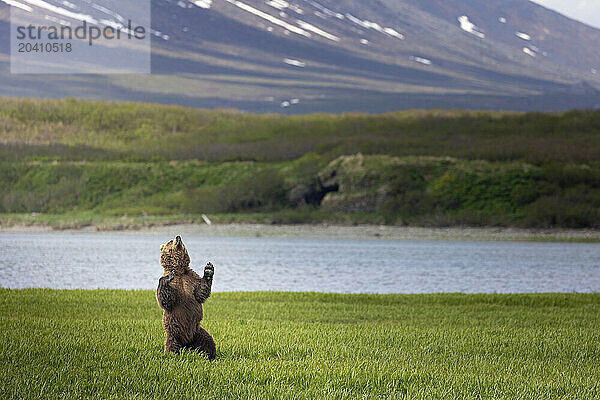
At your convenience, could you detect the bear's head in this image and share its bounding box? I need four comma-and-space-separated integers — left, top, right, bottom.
160, 235, 191, 275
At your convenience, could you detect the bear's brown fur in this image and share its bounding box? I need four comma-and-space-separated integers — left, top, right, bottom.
156, 235, 216, 360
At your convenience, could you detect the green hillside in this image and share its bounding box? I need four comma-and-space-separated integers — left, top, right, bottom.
2, 97, 600, 163
1, 97, 599, 228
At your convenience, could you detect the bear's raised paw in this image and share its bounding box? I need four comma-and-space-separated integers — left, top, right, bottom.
204, 262, 214, 279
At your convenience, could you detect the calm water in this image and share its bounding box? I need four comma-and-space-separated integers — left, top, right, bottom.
0, 232, 599, 293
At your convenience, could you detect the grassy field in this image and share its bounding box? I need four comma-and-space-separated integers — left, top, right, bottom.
1, 97, 600, 163
0, 290, 598, 399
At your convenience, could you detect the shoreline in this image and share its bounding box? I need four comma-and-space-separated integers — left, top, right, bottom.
1, 222, 600, 242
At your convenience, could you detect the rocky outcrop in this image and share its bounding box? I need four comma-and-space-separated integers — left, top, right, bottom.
287, 154, 392, 211
287, 179, 339, 206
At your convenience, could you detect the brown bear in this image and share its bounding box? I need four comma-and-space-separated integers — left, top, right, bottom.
156, 235, 216, 360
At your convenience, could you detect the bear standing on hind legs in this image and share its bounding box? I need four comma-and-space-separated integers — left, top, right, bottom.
156, 235, 216, 360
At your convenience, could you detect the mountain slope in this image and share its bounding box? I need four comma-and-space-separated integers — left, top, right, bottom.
1, 0, 600, 113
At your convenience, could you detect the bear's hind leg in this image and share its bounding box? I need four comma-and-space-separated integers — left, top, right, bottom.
165, 333, 183, 354
190, 327, 216, 360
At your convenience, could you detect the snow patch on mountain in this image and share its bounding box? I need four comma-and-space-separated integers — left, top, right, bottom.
152, 29, 171, 40
61, 1, 76, 9
45, 14, 70, 26
296, 19, 339, 41
193, 0, 212, 8
458, 15, 485, 39
1, 0, 33, 12
283, 58, 306, 67
91, 3, 125, 23
19, 0, 98, 24
345, 13, 403, 40
306, 1, 343, 19
226, 0, 311, 37
383, 28, 404, 39
409, 56, 432, 65
289, 3, 303, 14
266, 0, 288, 10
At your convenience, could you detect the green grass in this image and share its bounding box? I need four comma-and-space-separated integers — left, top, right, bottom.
0, 290, 598, 399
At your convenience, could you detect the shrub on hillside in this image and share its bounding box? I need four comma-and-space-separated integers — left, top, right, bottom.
522, 194, 600, 228
183, 168, 286, 214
